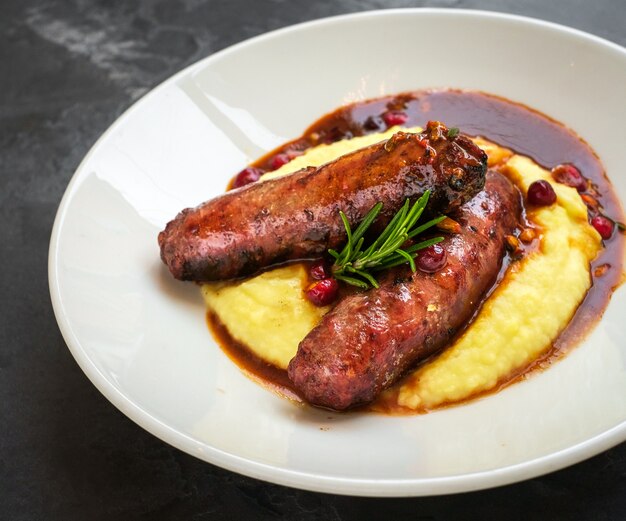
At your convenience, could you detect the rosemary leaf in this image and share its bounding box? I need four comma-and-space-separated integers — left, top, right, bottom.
346, 266, 379, 288
403, 236, 445, 254
330, 190, 445, 288
408, 215, 447, 239
363, 199, 409, 257
393, 248, 416, 272
352, 202, 383, 244
334, 273, 370, 289
375, 236, 445, 270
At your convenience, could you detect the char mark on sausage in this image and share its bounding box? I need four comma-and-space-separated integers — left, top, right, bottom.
158, 122, 487, 282
287, 171, 522, 410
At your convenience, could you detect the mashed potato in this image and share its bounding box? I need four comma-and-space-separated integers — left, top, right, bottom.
202, 129, 602, 410
202, 263, 328, 369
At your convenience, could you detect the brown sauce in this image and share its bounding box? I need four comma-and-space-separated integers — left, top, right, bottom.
206, 310, 302, 402
212, 89, 626, 413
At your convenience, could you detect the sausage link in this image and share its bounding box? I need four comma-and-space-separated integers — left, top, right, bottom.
158, 123, 487, 282
287, 171, 522, 410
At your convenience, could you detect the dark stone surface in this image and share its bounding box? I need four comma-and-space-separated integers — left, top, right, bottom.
1, 0, 625, 519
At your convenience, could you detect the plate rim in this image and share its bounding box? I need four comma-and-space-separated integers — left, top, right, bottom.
48, 7, 626, 497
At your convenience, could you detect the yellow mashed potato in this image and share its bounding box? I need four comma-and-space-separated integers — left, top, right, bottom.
202, 263, 328, 369
202, 128, 602, 410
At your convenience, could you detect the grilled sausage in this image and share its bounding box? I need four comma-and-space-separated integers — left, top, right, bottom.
158, 122, 487, 282
287, 171, 522, 410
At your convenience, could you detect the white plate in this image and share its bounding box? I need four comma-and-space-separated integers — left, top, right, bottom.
49, 9, 626, 496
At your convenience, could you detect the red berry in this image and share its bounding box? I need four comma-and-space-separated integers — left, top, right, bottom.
232, 167, 263, 188
305, 278, 339, 306
416, 244, 447, 273
527, 180, 557, 206
310, 259, 331, 280
382, 110, 408, 127
590, 215, 614, 240
270, 153, 291, 170
551, 163, 587, 192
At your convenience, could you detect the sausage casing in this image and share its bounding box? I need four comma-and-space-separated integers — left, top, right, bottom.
287, 171, 522, 410
158, 125, 487, 282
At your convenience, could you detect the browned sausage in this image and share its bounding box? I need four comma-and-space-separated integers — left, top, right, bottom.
287, 171, 522, 410
158, 123, 487, 282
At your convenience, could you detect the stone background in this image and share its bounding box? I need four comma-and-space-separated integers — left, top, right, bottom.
1, 1, 625, 519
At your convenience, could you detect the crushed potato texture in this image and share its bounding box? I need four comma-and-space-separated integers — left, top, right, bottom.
202, 264, 328, 369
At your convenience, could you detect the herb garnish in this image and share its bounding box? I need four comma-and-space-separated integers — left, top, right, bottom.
329, 191, 445, 289
446, 127, 460, 139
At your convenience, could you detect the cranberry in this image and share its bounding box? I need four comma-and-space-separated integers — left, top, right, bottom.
551, 163, 587, 192
232, 167, 263, 188
527, 180, 557, 206
382, 110, 408, 127
309, 259, 331, 280
416, 244, 447, 273
305, 278, 339, 306
590, 215, 614, 240
270, 153, 291, 170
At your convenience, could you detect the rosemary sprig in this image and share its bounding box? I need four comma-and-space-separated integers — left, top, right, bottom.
329, 191, 445, 289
